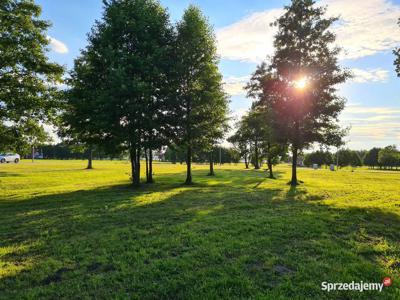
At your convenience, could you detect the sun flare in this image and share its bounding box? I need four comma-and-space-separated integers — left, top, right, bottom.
294, 77, 307, 90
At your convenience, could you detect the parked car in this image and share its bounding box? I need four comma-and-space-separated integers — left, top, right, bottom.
0, 153, 20, 163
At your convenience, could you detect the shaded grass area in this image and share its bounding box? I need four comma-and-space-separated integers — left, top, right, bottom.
1, 161, 400, 299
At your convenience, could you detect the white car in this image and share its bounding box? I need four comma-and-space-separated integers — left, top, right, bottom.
0, 153, 20, 163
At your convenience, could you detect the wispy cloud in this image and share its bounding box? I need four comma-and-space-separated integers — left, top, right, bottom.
323, 0, 400, 60
217, 0, 400, 62
340, 104, 400, 147
48, 36, 69, 54
223, 76, 250, 96
217, 9, 281, 62
350, 68, 390, 83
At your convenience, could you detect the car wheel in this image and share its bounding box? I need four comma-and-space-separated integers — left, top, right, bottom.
15, 158, 19, 163
0, 158, 4, 163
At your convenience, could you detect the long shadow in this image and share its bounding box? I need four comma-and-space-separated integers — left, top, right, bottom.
1, 169, 399, 299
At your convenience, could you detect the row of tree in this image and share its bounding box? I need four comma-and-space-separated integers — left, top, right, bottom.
0, 0, 354, 186
3, 0, 400, 186
60, 1, 229, 185
303, 146, 400, 169
163, 145, 240, 167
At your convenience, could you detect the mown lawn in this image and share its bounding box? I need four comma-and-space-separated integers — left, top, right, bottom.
1, 160, 400, 299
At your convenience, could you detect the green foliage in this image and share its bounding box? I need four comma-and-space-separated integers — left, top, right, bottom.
378, 145, 400, 169
0, 0, 63, 150
267, 0, 351, 184
304, 150, 333, 167
394, 19, 400, 76
64, 0, 175, 184
173, 5, 229, 183
336, 149, 362, 168
63, 2, 228, 185
163, 145, 187, 164
61, 52, 103, 151
228, 120, 251, 168
364, 147, 382, 168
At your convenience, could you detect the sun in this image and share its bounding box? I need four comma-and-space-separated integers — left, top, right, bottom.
294, 77, 307, 90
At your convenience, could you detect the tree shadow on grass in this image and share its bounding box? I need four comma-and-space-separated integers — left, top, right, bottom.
1, 169, 400, 299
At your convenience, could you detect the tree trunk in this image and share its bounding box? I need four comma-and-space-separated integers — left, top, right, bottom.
267, 157, 273, 179
291, 147, 298, 186
254, 140, 260, 169
134, 148, 141, 186
145, 149, 149, 182
267, 142, 273, 178
244, 155, 249, 169
130, 148, 136, 185
31, 145, 35, 163
185, 146, 192, 184
208, 151, 215, 176
86, 147, 93, 169
148, 149, 154, 183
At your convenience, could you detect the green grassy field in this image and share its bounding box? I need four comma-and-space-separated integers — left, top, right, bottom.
1, 160, 400, 299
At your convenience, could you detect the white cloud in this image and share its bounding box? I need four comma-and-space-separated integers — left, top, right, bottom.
48, 36, 69, 54
223, 75, 250, 96
350, 68, 390, 83
323, 0, 400, 60
217, 0, 400, 62
217, 9, 282, 62
343, 104, 400, 115
340, 104, 400, 148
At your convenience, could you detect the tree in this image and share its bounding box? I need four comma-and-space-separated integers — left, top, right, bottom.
378, 146, 399, 170
304, 150, 333, 167
12, 119, 51, 161
228, 120, 251, 169
336, 149, 361, 168
73, 0, 173, 185
394, 19, 400, 77
173, 5, 229, 184
0, 0, 63, 150
245, 63, 288, 178
164, 145, 186, 164
364, 147, 381, 169
246, 109, 266, 170
61, 51, 103, 170
267, 0, 350, 185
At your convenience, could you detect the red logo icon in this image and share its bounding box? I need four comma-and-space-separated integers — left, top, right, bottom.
383, 277, 392, 287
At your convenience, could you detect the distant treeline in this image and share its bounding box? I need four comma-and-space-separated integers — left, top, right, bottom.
304, 146, 400, 169
163, 146, 240, 164
39, 144, 125, 160
35, 143, 240, 164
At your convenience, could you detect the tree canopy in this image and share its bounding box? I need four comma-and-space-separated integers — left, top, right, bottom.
173, 5, 229, 184
0, 0, 63, 151
265, 0, 351, 185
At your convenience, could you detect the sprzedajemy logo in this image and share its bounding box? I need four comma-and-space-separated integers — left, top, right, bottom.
321, 277, 392, 293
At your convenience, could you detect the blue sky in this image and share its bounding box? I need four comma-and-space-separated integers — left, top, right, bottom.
37, 0, 400, 150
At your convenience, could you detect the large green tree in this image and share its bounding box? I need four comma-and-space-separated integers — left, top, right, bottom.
267, 0, 350, 185
61, 51, 103, 169
173, 5, 229, 184
0, 0, 63, 151
364, 147, 381, 169
378, 146, 399, 170
73, 0, 173, 185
